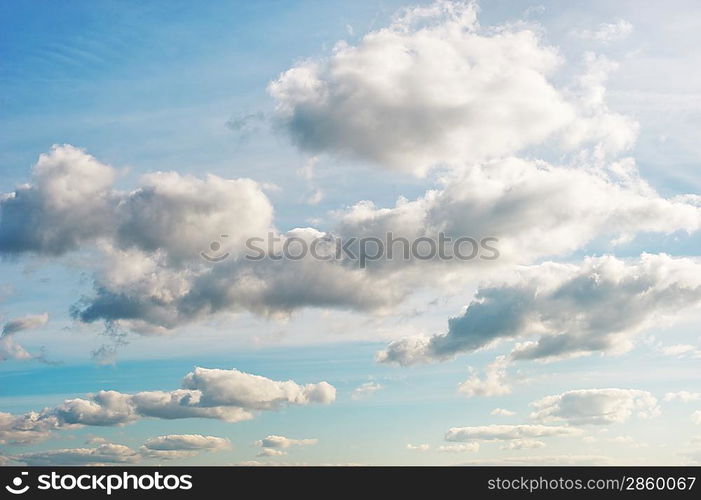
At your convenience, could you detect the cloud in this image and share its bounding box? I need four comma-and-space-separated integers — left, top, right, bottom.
269, 1, 635, 175
0, 145, 116, 255
659, 344, 701, 359
4, 143, 701, 336
458, 356, 512, 397
0, 313, 49, 363
693, 411, 701, 425
461, 455, 612, 465
15, 434, 231, 465
530, 389, 660, 425
256, 447, 287, 457
254, 435, 318, 449
0, 368, 335, 444
573, 19, 633, 42
141, 434, 231, 451
491, 408, 516, 417
16, 444, 141, 466
0, 411, 63, 445
445, 424, 580, 442
406, 443, 429, 451
437, 443, 480, 453
351, 381, 383, 400
378, 254, 701, 365
2, 313, 49, 336
140, 434, 231, 459
500, 439, 545, 450
664, 391, 701, 403
254, 434, 317, 457
1, 145, 403, 331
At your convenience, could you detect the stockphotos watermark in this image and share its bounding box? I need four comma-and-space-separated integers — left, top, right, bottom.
4, 470, 193, 496
201, 232, 500, 267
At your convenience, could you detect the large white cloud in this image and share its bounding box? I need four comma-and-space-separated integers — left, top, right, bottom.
0, 145, 116, 254
3, 142, 700, 335
0, 144, 273, 258
269, 1, 636, 175
338, 158, 701, 272
529, 388, 660, 425
378, 254, 701, 365
0, 367, 335, 444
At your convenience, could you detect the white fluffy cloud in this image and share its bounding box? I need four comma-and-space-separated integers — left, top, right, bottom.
530, 389, 660, 425
692, 411, 701, 425
269, 1, 635, 175
0, 367, 335, 444
0, 145, 116, 255
4, 140, 700, 336
458, 356, 512, 397
341, 157, 701, 273
378, 254, 701, 365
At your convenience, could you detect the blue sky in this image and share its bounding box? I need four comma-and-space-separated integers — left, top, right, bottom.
1, 0, 701, 465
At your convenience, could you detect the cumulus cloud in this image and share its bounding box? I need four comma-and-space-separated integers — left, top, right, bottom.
341, 156, 700, 281
351, 381, 384, 400
693, 411, 701, 425
0, 368, 335, 444
269, 1, 635, 175
1, 145, 404, 331
445, 424, 580, 442
378, 254, 701, 365
458, 356, 512, 397
530, 389, 660, 425
4, 141, 701, 336
0, 145, 116, 255
0, 313, 49, 362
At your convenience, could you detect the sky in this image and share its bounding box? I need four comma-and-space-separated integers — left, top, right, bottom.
0, 0, 700, 466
